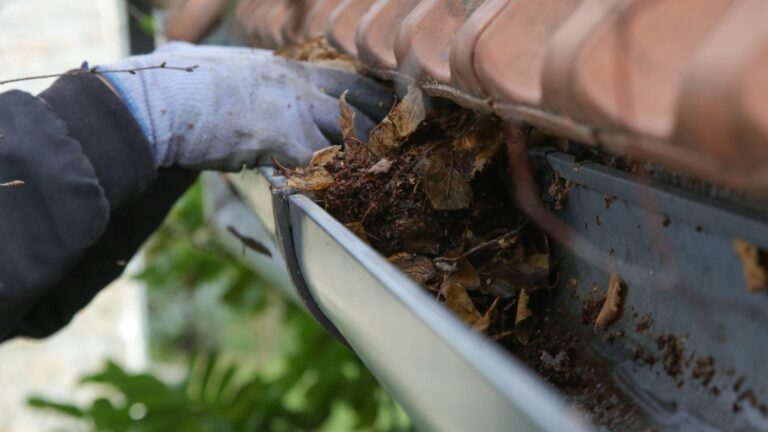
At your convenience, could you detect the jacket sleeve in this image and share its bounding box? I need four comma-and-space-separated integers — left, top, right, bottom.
0, 74, 195, 341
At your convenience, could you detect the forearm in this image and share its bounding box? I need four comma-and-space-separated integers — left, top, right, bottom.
0, 74, 187, 340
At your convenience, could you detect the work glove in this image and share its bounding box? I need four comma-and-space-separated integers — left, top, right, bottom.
102, 42, 392, 170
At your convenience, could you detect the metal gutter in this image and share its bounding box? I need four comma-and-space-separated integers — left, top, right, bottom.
205, 169, 589, 432
289, 193, 588, 432
206, 149, 768, 430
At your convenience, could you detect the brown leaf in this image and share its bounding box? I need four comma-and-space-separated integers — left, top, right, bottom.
389, 252, 435, 284
339, 91, 357, 143
441, 277, 482, 326
368, 84, 425, 156
515, 289, 537, 345
734, 239, 768, 293
345, 222, 369, 243
452, 259, 480, 290
396, 218, 440, 254
595, 272, 625, 329
452, 122, 504, 177
422, 145, 472, 210
472, 297, 499, 335
286, 165, 335, 191
309, 145, 341, 167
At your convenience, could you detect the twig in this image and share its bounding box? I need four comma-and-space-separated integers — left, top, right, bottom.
0, 180, 24, 188
435, 222, 529, 263
271, 157, 295, 176
0, 63, 199, 86
345, 136, 380, 159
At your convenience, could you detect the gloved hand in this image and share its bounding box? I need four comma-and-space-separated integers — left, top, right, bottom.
102, 42, 392, 170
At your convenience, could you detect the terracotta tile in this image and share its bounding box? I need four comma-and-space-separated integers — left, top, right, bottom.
356, 0, 420, 70
326, 0, 377, 56
235, 0, 274, 46
395, 0, 484, 83
474, 0, 582, 104
542, 0, 733, 139
281, 0, 321, 45
449, 0, 509, 95
249, 0, 288, 48
673, 0, 768, 171
303, 0, 342, 39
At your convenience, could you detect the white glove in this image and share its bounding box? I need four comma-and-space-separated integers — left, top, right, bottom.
102, 42, 392, 170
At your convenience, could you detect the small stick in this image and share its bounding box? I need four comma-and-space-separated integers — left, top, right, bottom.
435, 222, 528, 263
271, 157, 295, 176
345, 136, 380, 159
0, 63, 199, 86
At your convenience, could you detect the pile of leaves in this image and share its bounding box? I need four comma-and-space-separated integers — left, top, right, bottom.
278, 85, 553, 345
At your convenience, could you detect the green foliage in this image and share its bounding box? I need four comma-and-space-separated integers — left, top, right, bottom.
29, 181, 411, 431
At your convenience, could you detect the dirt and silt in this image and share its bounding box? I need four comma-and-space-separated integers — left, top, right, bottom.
271, 39, 719, 430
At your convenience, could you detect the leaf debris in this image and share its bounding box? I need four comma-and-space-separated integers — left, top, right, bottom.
733, 239, 768, 293
595, 272, 625, 329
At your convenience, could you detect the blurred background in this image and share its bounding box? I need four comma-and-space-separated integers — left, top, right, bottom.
0, 1, 409, 430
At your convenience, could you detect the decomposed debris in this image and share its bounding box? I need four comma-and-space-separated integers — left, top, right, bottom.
595, 272, 625, 329
389, 252, 435, 284
345, 222, 370, 243
733, 239, 768, 293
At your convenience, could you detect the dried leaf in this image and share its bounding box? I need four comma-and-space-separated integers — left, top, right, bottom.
366, 158, 393, 175
547, 172, 572, 211
339, 91, 357, 143
515, 289, 537, 345
442, 277, 482, 326
519, 253, 550, 285
734, 239, 768, 293
345, 222, 369, 243
452, 259, 480, 290
389, 252, 435, 284
286, 166, 335, 191
595, 272, 625, 329
422, 145, 472, 210
397, 218, 440, 254
452, 123, 504, 177
472, 297, 499, 335
309, 145, 341, 167
368, 84, 425, 156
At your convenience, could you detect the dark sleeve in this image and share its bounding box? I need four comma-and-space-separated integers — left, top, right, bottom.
0, 75, 189, 341
6, 167, 197, 339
